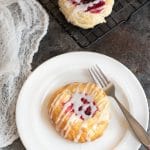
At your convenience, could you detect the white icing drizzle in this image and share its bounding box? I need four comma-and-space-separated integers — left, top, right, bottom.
62, 114, 76, 137
74, 127, 82, 142
91, 91, 98, 99
90, 88, 96, 95
83, 82, 90, 93
86, 101, 109, 141
76, 83, 82, 93
66, 0, 106, 13
88, 84, 94, 93
72, 83, 98, 142
72, 93, 97, 119
56, 110, 71, 131
54, 83, 81, 132
63, 114, 76, 131
50, 95, 71, 119
64, 0, 72, 8
49, 92, 66, 118
74, 121, 88, 142
55, 101, 72, 124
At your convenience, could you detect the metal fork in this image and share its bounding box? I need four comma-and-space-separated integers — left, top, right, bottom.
89, 65, 150, 149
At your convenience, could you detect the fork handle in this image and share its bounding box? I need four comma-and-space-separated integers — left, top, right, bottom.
113, 95, 150, 149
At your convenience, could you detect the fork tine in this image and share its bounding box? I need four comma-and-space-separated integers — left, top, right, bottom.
95, 65, 109, 84
91, 66, 105, 88
89, 68, 103, 88
92, 66, 107, 87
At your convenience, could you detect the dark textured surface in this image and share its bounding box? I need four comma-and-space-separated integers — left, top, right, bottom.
41, 0, 149, 47
3, 2, 150, 150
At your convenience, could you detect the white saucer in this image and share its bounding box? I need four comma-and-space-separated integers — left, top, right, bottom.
16, 52, 149, 150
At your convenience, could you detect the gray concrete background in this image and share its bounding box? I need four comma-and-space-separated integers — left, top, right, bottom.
2, 2, 150, 150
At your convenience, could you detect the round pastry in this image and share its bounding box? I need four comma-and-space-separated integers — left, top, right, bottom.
48, 82, 110, 143
58, 0, 114, 29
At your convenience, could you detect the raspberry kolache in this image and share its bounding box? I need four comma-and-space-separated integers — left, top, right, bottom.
58, 0, 114, 29
48, 82, 110, 143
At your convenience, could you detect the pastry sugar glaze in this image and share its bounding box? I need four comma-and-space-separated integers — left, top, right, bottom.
70, 0, 106, 13
64, 92, 98, 120
48, 82, 110, 143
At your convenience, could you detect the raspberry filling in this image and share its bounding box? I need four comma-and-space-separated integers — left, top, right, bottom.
70, 0, 105, 13
64, 93, 98, 120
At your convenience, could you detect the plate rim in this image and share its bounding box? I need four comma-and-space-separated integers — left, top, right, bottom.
16, 51, 149, 150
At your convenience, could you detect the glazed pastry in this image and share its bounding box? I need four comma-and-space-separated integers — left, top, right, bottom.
58, 0, 114, 29
48, 82, 110, 143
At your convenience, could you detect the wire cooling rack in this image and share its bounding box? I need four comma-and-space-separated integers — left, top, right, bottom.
39, 0, 150, 48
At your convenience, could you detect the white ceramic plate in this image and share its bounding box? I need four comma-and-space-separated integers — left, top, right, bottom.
16, 52, 149, 150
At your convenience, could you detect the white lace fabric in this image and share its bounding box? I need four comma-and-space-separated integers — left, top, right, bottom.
0, 0, 49, 147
